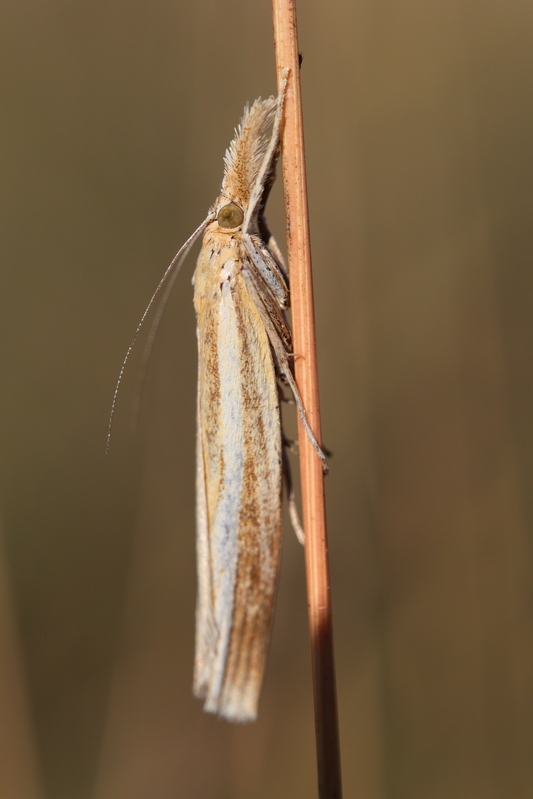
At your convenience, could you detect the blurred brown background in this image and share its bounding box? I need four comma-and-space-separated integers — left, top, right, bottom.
1, 1, 532, 797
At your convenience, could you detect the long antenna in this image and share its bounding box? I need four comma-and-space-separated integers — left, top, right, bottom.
106, 216, 211, 453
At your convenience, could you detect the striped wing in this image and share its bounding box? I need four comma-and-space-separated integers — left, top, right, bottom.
193, 239, 282, 722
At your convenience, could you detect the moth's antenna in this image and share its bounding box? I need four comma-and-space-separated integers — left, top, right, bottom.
130, 227, 197, 429
106, 216, 211, 453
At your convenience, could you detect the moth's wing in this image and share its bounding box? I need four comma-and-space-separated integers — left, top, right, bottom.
193, 370, 219, 699
193, 251, 283, 722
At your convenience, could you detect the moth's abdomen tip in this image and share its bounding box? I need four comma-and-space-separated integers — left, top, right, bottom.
202, 696, 259, 724
216, 703, 258, 724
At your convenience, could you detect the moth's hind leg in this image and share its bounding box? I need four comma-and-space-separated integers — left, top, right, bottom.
243, 254, 329, 475
277, 379, 303, 544
282, 420, 331, 546
282, 431, 305, 545
278, 361, 329, 475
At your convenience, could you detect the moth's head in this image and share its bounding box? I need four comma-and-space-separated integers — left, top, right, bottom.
215, 200, 244, 232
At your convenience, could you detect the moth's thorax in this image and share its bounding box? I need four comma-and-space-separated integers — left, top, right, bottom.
193, 221, 249, 312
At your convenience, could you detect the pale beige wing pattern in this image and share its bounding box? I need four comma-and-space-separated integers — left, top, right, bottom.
193, 240, 282, 722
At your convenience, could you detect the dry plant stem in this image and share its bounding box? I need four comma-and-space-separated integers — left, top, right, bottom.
272, 1, 342, 797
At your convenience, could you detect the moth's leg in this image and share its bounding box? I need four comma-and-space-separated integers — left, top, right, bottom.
257, 214, 288, 284
278, 359, 329, 474
278, 379, 293, 407
245, 234, 289, 310
244, 268, 328, 474
265, 233, 286, 277
282, 433, 305, 544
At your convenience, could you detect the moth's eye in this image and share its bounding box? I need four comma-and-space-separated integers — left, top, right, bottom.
217, 203, 244, 229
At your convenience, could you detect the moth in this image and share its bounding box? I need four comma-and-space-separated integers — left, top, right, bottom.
109, 70, 326, 723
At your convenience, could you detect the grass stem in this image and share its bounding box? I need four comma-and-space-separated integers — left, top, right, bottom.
271, 2, 343, 797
